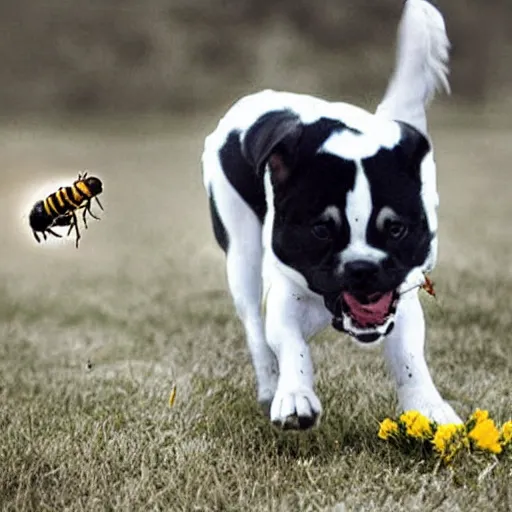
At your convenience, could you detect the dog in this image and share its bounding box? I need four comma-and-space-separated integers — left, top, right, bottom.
201, 0, 461, 429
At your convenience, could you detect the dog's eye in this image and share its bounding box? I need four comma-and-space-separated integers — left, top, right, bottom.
386, 220, 408, 240
311, 223, 331, 240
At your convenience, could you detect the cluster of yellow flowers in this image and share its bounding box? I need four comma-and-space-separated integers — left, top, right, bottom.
378, 409, 512, 464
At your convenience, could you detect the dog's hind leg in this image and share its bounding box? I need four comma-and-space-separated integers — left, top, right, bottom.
206, 171, 279, 413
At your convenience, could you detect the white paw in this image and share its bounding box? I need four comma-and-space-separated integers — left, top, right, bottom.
400, 396, 462, 425
270, 388, 322, 430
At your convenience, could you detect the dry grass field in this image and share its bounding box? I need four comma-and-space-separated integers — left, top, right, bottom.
0, 109, 511, 511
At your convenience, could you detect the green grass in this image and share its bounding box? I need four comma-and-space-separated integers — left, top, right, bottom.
0, 114, 511, 511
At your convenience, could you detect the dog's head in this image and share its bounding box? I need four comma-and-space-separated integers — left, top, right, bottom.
243, 108, 436, 344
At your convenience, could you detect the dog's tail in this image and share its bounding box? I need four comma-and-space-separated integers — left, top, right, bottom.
376, 0, 450, 134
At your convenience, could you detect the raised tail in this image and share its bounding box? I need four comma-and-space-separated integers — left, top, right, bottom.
376, 0, 450, 134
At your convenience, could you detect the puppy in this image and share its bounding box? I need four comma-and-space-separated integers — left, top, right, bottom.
202, 0, 461, 429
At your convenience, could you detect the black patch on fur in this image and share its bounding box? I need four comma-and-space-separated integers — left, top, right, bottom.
269, 122, 359, 295
242, 110, 302, 176
220, 130, 267, 222
208, 191, 229, 252
218, 115, 359, 224
364, 122, 432, 275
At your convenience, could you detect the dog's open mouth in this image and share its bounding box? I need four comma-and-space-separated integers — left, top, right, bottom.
332, 290, 399, 343
342, 291, 398, 328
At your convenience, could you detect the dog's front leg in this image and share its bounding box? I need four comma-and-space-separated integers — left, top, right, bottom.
384, 291, 462, 424
264, 272, 331, 430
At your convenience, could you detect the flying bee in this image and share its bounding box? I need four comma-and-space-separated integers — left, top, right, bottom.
29, 172, 104, 248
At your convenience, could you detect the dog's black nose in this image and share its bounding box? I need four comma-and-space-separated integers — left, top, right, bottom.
344, 260, 380, 287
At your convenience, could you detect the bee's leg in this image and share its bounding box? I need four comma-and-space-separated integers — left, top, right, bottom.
82, 205, 89, 229
47, 228, 62, 239
88, 205, 101, 221
42, 231, 47, 241
95, 196, 104, 211
65, 217, 74, 236
32, 230, 41, 243
71, 211, 81, 248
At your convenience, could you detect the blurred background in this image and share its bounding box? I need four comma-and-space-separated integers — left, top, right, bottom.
0, 0, 510, 117
2, 4, 512, 508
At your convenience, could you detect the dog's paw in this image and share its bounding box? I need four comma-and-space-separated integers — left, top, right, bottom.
400, 397, 462, 425
270, 388, 322, 430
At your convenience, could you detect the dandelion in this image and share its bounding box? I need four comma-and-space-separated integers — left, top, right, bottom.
501, 421, 512, 446
469, 409, 489, 424
378, 409, 510, 465
468, 418, 502, 454
399, 410, 433, 439
432, 424, 459, 453
378, 418, 399, 440
432, 424, 466, 463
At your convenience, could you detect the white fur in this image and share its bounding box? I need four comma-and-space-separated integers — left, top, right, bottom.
340, 160, 387, 265
202, 0, 459, 428
265, 270, 331, 426
376, 0, 451, 134
319, 122, 401, 160
384, 291, 461, 424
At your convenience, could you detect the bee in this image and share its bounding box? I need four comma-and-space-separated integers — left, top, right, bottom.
29, 172, 104, 248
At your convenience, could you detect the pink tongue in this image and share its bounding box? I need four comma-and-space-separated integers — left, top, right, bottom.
342, 291, 394, 327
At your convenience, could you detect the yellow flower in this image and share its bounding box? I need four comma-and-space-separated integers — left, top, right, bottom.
378, 418, 399, 440
468, 418, 502, 454
432, 424, 465, 463
469, 409, 489, 424
399, 410, 433, 439
501, 421, 512, 446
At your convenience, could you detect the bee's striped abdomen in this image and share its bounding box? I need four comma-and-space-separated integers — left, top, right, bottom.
43, 194, 63, 217
44, 188, 73, 217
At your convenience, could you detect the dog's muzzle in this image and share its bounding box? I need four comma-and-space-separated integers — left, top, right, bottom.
326, 268, 427, 344
329, 290, 399, 344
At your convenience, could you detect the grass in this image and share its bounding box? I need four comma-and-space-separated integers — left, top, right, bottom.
0, 111, 511, 511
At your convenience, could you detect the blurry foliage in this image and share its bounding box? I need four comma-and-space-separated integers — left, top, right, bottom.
0, 0, 510, 114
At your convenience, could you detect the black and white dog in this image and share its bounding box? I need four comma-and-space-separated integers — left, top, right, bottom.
202, 0, 461, 429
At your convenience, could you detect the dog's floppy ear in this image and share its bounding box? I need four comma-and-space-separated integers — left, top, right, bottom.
396, 121, 431, 176
242, 110, 303, 185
